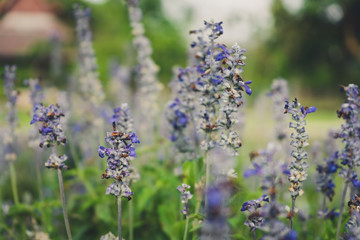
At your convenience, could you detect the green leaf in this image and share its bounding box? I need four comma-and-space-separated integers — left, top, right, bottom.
95, 202, 112, 224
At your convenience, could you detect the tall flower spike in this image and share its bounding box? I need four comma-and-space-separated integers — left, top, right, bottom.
335, 84, 360, 240
285, 98, 316, 199
315, 132, 339, 213
285, 98, 316, 230
30, 102, 72, 239
190, 21, 251, 154
166, 67, 201, 156
74, 4, 105, 106
3, 65, 18, 162
126, 0, 162, 143
336, 84, 360, 187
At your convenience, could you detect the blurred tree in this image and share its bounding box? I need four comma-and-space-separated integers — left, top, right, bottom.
250, 0, 360, 94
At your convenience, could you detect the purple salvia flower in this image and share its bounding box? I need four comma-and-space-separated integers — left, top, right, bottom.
31, 103, 69, 169
99, 121, 140, 199
336, 84, 360, 187
74, 4, 105, 105
315, 130, 340, 218
166, 67, 202, 156
285, 98, 316, 199
30, 104, 67, 149
166, 98, 193, 153
285, 98, 316, 230
110, 103, 134, 133
177, 184, 193, 216
335, 84, 360, 239
190, 22, 250, 155
315, 151, 339, 201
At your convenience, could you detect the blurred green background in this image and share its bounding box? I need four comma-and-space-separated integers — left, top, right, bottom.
0, 0, 359, 239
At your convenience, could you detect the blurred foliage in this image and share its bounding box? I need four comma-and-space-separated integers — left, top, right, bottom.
247, 0, 360, 94
0, 0, 187, 93
56, 0, 187, 86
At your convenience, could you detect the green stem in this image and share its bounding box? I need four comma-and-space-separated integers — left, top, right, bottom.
336, 182, 349, 240
57, 169, 72, 240
9, 162, 19, 205
183, 215, 189, 240
289, 198, 296, 230
35, 150, 44, 201
129, 199, 133, 240
204, 151, 210, 210
253, 230, 256, 240
118, 197, 122, 240
34, 149, 49, 233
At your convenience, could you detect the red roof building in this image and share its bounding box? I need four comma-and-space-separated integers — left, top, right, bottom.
0, 0, 70, 56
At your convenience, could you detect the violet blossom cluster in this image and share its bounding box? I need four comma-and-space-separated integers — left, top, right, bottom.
285, 98, 316, 199
190, 21, 251, 155
30, 104, 69, 169
177, 184, 193, 216
110, 104, 140, 184
98, 121, 140, 199
240, 195, 269, 232
74, 4, 105, 106
335, 84, 360, 188
2, 65, 18, 162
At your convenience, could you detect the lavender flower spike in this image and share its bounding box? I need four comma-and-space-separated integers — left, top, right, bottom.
178, 184, 193, 240
285, 98, 316, 229
2, 65, 19, 205
335, 84, 360, 240
31, 103, 72, 239
99, 114, 140, 240
74, 4, 105, 106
